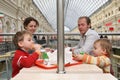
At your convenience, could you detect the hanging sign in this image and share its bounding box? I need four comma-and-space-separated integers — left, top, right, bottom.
118, 19, 120, 23
109, 27, 114, 31
105, 22, 112, 26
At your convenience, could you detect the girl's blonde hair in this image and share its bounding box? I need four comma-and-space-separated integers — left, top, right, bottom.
94, 38, 112, 57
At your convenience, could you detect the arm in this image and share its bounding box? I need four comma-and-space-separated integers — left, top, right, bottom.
19, 44, 42, 68
74, 54, 111, 68
19, 52, 40, 68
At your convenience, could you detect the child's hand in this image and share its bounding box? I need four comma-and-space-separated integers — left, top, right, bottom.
33, 44, 41, 51
45, 47, 50, 52
73, 54, 83, 61
72, 53, 77, 57
33, 44, 42, 55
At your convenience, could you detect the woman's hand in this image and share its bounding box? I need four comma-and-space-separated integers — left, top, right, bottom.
45, 47, 50, 52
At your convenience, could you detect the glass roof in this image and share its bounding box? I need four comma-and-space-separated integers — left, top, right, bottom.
33, 0, 110, 32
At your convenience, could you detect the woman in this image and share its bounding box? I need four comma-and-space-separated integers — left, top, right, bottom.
23, 17, 39, 43
23, 17, 50, 52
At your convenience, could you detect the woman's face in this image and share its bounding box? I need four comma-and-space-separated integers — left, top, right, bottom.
25, 21, 38, 34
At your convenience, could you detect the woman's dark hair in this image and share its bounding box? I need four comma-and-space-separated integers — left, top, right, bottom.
23, 17, 39, 29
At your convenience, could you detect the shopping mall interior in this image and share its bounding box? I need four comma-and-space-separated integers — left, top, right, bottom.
0, 0, 120, 80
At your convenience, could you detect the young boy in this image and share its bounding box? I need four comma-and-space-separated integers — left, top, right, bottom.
12, 31, 41, 77
73, 38, 112, 73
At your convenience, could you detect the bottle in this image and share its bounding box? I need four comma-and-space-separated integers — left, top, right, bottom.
40, 49, 49, 59
80, 52, 84, 55
42, 52, 49, 59
42, 52, 49, 65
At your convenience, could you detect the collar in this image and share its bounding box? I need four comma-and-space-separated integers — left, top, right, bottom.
81, 29, 90, 37
17, 48, 28, 53
84, 29, 91, 36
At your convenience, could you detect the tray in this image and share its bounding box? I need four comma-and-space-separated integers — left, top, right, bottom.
35, 59, 82, 69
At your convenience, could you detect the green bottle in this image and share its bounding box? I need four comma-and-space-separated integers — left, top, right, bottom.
42, 52, 49, 59
80, 52, 84, 55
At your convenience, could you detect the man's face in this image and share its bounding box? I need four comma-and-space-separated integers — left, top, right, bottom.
78, 18, 90, 35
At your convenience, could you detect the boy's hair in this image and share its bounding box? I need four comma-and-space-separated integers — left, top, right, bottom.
94, 38, 112, 57
13, 31, 32, 49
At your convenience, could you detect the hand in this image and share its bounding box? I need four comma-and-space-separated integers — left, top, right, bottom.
73, 54, 83, 61
45, 47, 50, 52
72, 53, 76, 57
70, 48, 72, 51
70, 48, 74, 53
50, 49, 54, 53
31, 44, 42, 56
33, 44, 41, 51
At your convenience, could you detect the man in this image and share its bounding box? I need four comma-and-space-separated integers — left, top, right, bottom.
72, 16, 100, 55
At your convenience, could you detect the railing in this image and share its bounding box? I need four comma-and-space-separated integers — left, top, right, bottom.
0, 32, 120, 79
0, 32, 120, 55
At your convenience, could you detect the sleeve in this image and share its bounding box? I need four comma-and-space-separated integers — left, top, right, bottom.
17, 52, 39, 68
82, 54, 111, 68
74, 33, 99, 54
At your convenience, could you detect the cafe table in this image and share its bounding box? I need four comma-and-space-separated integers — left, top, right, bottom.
11, 73, 117, 80
10, 63, 117, 80
10, 48, 117, 80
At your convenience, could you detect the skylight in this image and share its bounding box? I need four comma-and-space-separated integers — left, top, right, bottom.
33, 0, 110, 31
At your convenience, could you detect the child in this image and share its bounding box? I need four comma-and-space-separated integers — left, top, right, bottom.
12, 31, 41, 77
73, 38, 112, 73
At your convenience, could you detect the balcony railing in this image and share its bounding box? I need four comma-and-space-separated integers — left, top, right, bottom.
0, 32, 120, 55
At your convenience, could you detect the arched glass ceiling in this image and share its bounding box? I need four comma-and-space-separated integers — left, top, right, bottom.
33, 0, 110, 32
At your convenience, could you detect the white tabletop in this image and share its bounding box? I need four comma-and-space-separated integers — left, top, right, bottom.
11, 72, 117, 80
19, 64, 103, 73
11, 64, 117, 80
